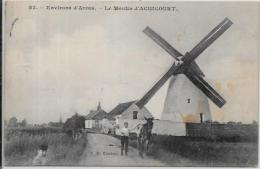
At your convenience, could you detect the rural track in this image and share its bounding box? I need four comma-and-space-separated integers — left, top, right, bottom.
79, 133, 167, 166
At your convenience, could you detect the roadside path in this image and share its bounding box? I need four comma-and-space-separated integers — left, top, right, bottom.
79, 133, 167, 166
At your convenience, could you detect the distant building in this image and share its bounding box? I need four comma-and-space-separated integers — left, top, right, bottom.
85, 102, 107, 129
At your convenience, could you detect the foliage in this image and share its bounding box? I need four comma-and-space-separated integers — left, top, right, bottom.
124, 134, 258, 167
149, 135, 258, 167
19, 119, 27, 127
8, 117, 18, 127
7, 117, 29, 128
4, 128, 87, 166
252, 120, 258, 125
48, 121, 63, 128
63, 113, 85, 136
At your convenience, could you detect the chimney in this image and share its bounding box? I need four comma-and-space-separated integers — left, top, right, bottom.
97, 101, 101, 111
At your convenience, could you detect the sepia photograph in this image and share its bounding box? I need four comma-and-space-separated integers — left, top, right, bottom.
3, 1, 259, 167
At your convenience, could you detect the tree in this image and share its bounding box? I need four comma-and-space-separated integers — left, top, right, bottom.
48, 121, 63, 128
20, 118, 27, 127
252, 120, 258, 125
63, 113, 85, 137
63, 113, 85, 130
8, 117, 18, 127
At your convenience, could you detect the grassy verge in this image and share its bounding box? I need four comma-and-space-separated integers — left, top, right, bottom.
114, 134, 258, 167
4, 129, 87, 166
149, 136, 258, 167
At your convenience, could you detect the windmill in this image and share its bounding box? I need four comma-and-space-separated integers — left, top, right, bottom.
135, 18, 233, 123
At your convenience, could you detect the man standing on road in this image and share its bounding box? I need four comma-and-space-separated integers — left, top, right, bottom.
120, 122, 139, 156
120, 122, 130, 156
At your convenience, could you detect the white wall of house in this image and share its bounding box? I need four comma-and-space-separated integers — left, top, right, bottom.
96, 120, 103, 128
152, 120, 186, 136
115, 119, 186, 136
114, 115, 121, 125
85, 119, 104, 129
102, 118, 116, 133
120, 104, 153, 120
105, 103, 186, 136
85, 120, 94, 128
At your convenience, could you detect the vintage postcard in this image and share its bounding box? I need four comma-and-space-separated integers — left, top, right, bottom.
3, 1, 259, 167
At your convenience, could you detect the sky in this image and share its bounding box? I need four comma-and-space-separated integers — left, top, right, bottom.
4, 1, 259, 124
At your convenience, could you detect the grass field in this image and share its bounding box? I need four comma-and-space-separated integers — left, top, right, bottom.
4, 128, 87, 166
124, 134, 258, 167
4, 127, 258, 166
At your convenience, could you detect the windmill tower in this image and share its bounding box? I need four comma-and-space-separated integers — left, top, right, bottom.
134, 18, 232, 124
161, 74, 211, 123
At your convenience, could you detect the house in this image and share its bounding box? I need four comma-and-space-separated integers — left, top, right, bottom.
105, 101, 153, 134
85, 102, 107, 129
107, 101, 153, 120
104, 101, 187, 136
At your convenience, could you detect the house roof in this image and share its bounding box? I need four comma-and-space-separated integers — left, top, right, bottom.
107, 101, 136, 120
85, 109, 107, 120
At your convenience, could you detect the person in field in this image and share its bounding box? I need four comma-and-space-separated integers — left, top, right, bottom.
32, 144, 48, 165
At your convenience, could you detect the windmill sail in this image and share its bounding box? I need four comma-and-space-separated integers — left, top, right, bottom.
143, 26, 205, 76
140, 18, 232, 108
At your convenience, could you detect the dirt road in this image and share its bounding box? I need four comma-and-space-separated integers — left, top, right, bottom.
79, 133, 167, 166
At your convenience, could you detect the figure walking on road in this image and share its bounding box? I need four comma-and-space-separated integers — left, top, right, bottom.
120, 122, 130, 156
120, 122, 139, 156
